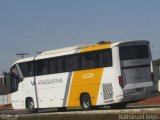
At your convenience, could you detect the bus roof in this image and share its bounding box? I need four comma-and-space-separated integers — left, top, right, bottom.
12, 40, 149, 65
12, 44, 91, 65
13, 42, 110, 64
40, 44, 90, 56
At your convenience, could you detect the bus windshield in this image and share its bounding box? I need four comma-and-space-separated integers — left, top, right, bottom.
119, 45, 149, 61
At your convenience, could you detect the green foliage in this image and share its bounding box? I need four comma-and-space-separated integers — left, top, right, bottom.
153, 59, 160, 66
2, 71, 10, 76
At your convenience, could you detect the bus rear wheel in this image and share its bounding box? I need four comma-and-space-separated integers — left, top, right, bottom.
26, 98, 38, 113
80, 94, 92, 110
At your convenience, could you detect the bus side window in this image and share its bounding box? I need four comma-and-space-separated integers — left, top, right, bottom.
57, 57, 65, 73
81, 52, 94, 70
19, 62, 34, 77
49, 58, 58, 74
36, 60, 48, 76
65, 56, 72, 72
99, 49, 112, 67
65, 55, 81, 72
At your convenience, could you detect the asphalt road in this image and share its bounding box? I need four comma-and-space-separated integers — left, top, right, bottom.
1, 105, 160, 115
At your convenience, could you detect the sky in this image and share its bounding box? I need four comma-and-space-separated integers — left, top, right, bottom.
0, 0, 160, 74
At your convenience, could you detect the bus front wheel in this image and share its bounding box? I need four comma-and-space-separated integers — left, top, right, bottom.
26, 98, 38, 113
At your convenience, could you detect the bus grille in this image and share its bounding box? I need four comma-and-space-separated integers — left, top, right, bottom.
102, 83, 113, 100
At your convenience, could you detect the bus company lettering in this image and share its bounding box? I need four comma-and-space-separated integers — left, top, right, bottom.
38, 78, 63, 85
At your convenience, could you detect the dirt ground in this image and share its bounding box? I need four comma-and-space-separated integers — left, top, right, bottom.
130, 96, 160, 106
0, 104, 12, 110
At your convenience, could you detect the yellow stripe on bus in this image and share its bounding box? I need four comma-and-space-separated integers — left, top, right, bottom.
67, 43, 110, 107
67, 68, 103, 107
80, 43, 111, 53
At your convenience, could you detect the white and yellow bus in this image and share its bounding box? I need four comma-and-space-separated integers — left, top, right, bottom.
0, 40, 155, 113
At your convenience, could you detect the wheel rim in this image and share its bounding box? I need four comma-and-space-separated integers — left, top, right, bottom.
28, 101, 34, 110
83, 97, 90, 108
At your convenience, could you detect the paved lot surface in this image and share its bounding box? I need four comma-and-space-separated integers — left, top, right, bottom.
1, 105, 160, 115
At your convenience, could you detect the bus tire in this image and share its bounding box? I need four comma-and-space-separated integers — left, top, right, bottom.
26, 98, 38, 113
80, 94, 92, 110
110, 103, 127, 109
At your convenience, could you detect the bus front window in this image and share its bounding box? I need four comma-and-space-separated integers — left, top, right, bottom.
10, 65, 19, 92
